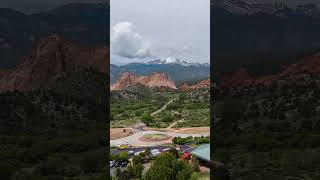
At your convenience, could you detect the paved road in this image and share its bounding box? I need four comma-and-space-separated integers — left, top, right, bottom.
110, 145, 194, 155
110, 130, 209, 147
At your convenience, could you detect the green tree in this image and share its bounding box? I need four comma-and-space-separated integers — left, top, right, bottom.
179, 93, 187, 100
145, 153, 193, 180
218, 97, 244, 133
135, 110, 144, 117
141, 114, 153, 126
132, 155, 142, 165
38, 157, 65, 176
169, 148, 180, 159
162, 113, 174, 122
190, 156, 200, 172
118, 152, 129, 162
127, 163, 144, 179
80, 152, 103, 173
145, 147, 152, 158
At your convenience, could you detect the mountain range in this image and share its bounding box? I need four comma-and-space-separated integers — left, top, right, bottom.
111, 57, 209, 84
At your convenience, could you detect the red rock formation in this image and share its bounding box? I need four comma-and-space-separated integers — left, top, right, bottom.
0, 34, 109, 92
280, 51, 320, 76
221, 68, 253, 89
179, 79, 210, 91
179, 83, 190, 91
222, 50, 320, 90
110, 72, 177, 91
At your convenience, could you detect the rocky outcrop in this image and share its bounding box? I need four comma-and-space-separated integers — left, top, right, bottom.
221, 50, 320, 90
221, 68, 253, 89
0, 34, 109, 92
179, 79, 210, 91
110, 72, 177, 91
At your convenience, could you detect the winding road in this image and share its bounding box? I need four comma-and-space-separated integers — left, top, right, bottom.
167, 119, 185, 129
150, 98, 176, 116
110, 98, 209, 147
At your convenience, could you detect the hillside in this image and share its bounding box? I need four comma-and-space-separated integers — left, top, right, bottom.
214, 49, 320, 179
0, 34, 109, 93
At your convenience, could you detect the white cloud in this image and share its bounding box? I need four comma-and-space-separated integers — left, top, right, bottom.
111, 22, 153, 59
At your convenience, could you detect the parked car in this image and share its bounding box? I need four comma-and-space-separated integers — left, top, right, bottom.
151, 149, 161, 157
110, 160, 115, 168
114, 161, 120, 167
134, 150, 145, 156
161, 148, 170, 153
128, 150, 134, 156
120, 161, 128, 167
119, 144, 129, 150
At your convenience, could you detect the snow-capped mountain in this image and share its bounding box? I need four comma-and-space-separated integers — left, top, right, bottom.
147, 57, 209, 67
110, 57, 210, 83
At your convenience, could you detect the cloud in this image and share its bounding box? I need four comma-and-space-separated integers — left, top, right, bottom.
111, 22, 153, 59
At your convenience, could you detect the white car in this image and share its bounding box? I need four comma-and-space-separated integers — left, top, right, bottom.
128, 150, 134, 156
134, 150, 145, 156
110, 160, 115, 168
151, 149, 161, 156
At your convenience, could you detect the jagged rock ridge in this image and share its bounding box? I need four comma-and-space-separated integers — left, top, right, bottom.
110, 72, 177, 91
221, 50, 320, 89
0, 34, 109, 92
180, 79, 210, 91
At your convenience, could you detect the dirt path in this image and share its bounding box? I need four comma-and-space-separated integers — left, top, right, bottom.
150, 98, 176, 116
167, 119, 185, 129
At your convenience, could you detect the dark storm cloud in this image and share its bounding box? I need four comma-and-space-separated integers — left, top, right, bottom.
0, 0, 107, 14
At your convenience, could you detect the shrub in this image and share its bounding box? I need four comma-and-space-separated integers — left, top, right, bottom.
145, 153, 193, 180
80, 152, 104, 173
38, 157, 65, 176
135, 110, 144, 117
162, 113, 174, 122
0, 161, 17, 180
141, 114, 153, 125
132, 155, 142, 165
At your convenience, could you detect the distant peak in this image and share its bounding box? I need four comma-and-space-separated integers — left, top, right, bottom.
147, 57, 208, 67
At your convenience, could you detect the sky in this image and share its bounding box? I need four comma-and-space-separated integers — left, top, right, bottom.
111, 0, 210, 65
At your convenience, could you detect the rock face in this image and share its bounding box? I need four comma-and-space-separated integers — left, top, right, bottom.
221, 50, 320, 89
0, 34, 109, 92
110, 72, 177, 91
179, 79, 210, 91
221, 68, 253, 89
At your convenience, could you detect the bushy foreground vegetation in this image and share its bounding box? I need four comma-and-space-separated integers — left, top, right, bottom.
111, 89, 209, 128
112, 152, 204, 180
0, 89, 108, 179
213, 84, 320, 179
